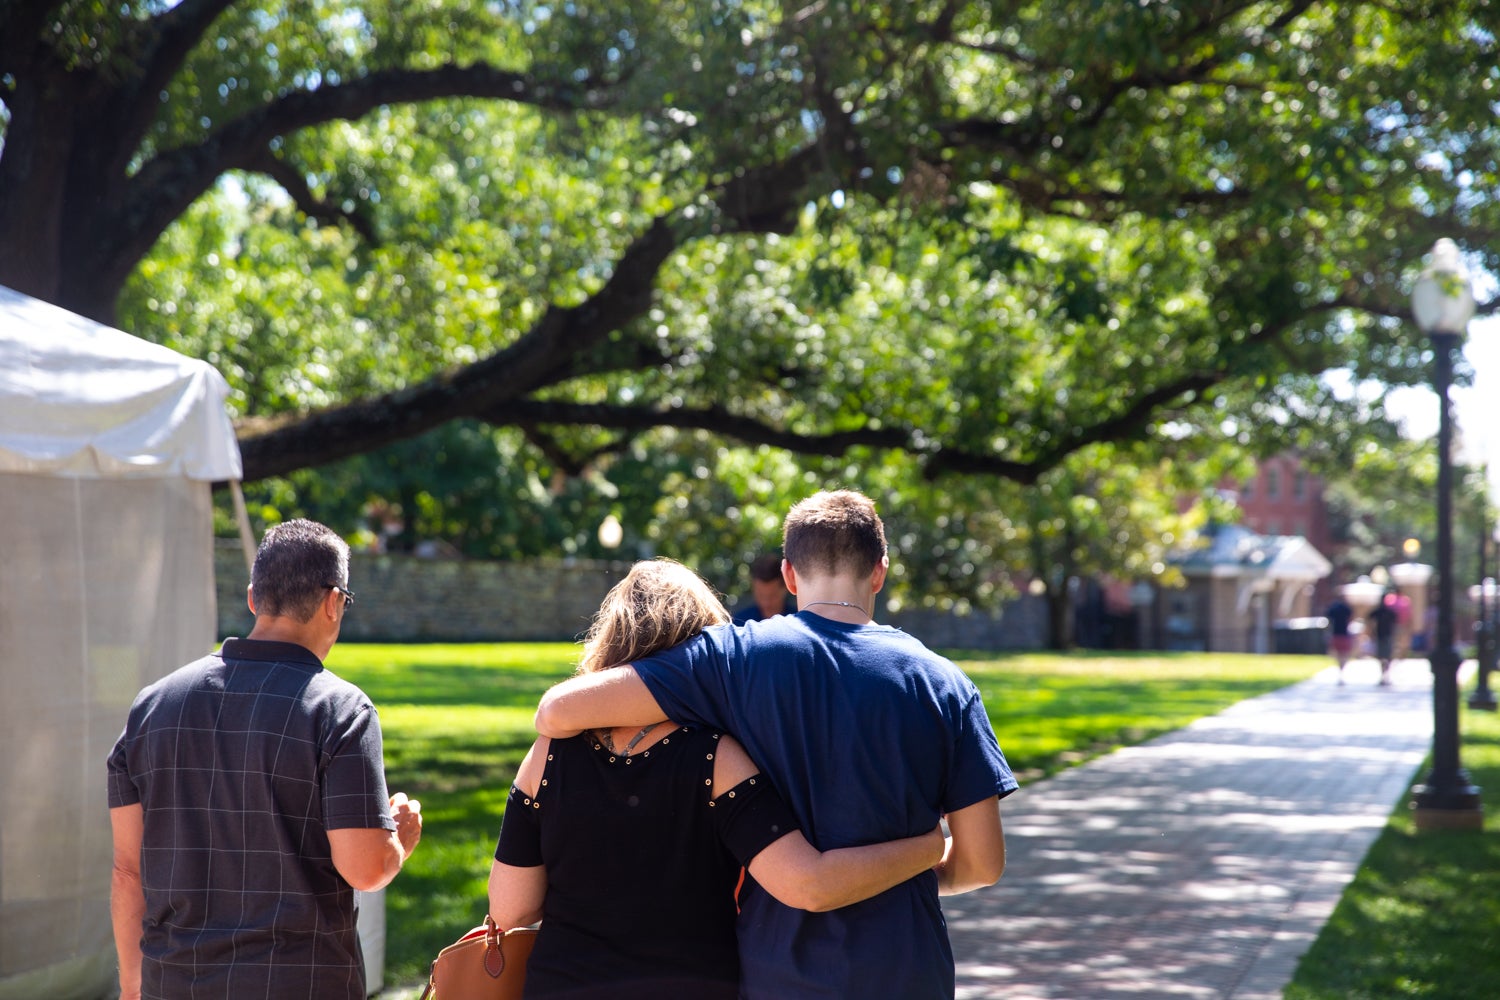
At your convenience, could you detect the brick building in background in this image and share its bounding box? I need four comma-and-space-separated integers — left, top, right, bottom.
1233, 454, 1335, 554
1229, 453, 1342, 608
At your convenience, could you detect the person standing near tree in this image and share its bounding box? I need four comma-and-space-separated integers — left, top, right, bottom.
107, 519, 422, 1000
534, 489, 1016, 1000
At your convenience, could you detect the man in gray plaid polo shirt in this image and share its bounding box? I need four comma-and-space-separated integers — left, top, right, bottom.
108, 519, 422, 999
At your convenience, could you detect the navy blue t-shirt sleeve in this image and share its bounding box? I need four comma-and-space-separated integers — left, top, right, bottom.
633, 632, 737, 732
942, 688, 1019, 814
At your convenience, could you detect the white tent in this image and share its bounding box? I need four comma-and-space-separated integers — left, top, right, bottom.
0, 285, 240, 998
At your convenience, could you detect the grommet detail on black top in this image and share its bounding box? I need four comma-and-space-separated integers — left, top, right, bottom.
541, 779, 548, 786
706, 753, 714, 760
708, 800, 716, 807
547, 754, 553, 761
662, 738, 670, 744
523, 797, 531, 805
749, 778, 756, 785
593, 744, 602, 750
609, 756, 617, 763
728, 790, 736, 798
625, 758, 633, 764
533, 801, 540, 809
642, 751, 650, 757
704, 778, 711, 785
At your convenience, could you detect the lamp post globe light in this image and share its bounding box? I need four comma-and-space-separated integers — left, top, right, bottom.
597, 513, 623, 550
1410, 238, 1484, 830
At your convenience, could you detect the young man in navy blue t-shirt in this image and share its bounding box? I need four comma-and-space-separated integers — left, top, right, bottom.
537, 490, 1016, 999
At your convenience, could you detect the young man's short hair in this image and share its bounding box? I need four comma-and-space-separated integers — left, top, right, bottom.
782, 490, 887, 579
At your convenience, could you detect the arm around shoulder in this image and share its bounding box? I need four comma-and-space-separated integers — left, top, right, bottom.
749, 826, 945, 912
714, 738, 944, 912
534, 665, 666, 737
935, 795, 1006, 895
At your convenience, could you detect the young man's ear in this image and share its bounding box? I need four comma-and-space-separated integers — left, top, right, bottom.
782, 559, 798, 596
246, 584, 257, 615
870, 556, 889, 594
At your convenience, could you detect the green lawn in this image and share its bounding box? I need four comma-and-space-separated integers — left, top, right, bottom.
326, 643, 1327, 989
1284, 704, 1500, 999
325, 642, 572, 988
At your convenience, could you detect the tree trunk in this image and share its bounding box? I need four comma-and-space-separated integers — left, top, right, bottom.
1046, 586, 1075, 651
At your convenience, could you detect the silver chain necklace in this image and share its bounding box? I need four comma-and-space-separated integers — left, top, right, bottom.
801, 600, 870, 618
597, 722, 661, 757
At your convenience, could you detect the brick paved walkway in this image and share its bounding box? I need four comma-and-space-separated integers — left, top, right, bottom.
944, 658, 1440, 999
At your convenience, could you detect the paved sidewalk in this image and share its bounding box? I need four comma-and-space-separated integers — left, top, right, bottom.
945, 657, 1441, 1000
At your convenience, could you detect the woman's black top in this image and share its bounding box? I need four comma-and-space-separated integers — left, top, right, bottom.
494, 725, 800, 999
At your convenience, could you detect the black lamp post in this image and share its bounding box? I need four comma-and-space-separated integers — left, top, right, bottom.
1410, 238, 1484, 829
1492, 522, 1500, 693
1473, 514, 1498, 711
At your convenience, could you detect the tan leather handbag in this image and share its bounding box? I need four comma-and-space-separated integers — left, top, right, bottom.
418, 915, 538, 1000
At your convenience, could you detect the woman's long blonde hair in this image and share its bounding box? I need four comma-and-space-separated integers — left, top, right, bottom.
579, 558, 730, 673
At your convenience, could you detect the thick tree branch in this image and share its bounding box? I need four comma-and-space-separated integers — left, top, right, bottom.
489, 399, 913, 454
923, 374, 1223, 482
939, 0, 1319, 166
478, 383, 1218, 486
119, 1, 240, 152
99, 62, 616, 295
1071, 0, 1318, 135
235, 138, 831, 480
138, 61, 611, 192
247, 149, 381, 244
515, 423, 631, 477
236, 213, 683, 479
142, 0, 239, 90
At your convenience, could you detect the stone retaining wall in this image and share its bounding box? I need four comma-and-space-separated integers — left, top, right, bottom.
214, 542, 1047, 650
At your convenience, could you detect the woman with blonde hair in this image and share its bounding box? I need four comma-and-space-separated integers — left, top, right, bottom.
488, 559, 942, 999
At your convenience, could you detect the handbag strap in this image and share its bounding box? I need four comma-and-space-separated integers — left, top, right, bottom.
418, 914, 510, 999
483, 914, 508, 979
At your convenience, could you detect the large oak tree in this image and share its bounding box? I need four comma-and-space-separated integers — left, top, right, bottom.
3, 0, 1496, 490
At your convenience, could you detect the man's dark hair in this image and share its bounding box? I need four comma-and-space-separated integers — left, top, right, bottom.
782, 490, 887, 578
748, 553, 783, 583
251, 519, 349, 623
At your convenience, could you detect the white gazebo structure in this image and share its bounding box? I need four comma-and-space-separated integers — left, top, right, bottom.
1165, 524, 1334, 653
0, 286, 240, 998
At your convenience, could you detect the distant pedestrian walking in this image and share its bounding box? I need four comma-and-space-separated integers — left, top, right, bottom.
1327, 595, 1354, 685
1370, 592, 1399, 686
